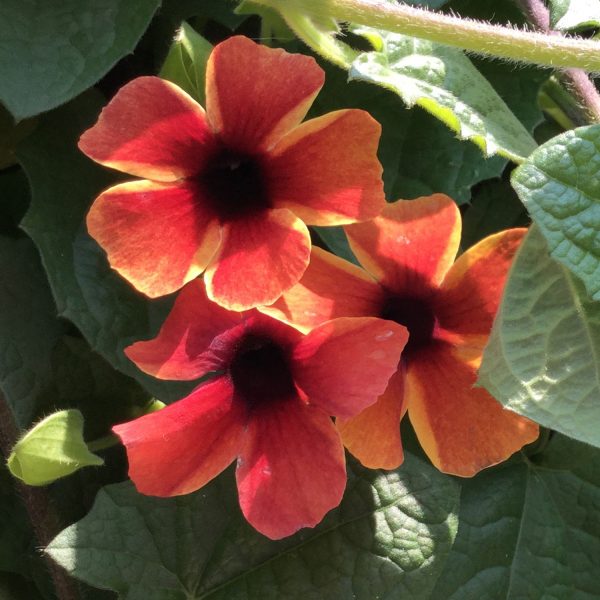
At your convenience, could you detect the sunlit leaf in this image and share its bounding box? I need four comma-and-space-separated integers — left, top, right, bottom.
348, 30, 538, 162
47, 455, 459, 599
8, 410, 103, 487
480, 227, 600, 448
511, 124, 600, 301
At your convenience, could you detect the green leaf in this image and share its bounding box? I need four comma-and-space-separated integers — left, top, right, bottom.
461, 178, 529, 248
549, 0, 600, 30
511, 124, 600, 302
0, 166, 30, 234
18, 93, 190, 403
159, 22, 212, 104
0, 234, 66, 428
312, 226, 359, 265
8, 410, 103, 487
0, 106, 37, 169
310, 63, 506, 204
0, 0, 160, 120
47, 455, 459, 599
348, 30, 538, 162
432, 434, 600, 598
480, 227, 600, 448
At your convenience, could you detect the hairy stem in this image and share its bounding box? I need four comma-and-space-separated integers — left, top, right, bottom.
514, 0, 600, 124
254, 0, 600, 71
0, 393, 80, 600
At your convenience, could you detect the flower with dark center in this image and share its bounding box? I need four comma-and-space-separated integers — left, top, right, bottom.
114, 282, 407, 539
260, 194, 539, 477
79, 35, 385, 310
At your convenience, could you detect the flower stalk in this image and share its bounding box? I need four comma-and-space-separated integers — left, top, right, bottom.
514, 0, 600, 124
252, 0, 600, 72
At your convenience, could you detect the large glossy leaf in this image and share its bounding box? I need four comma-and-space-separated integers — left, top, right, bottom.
18, 93, 189, 402
348, 30, 538, 163
432, 434, 600, 598
480, 227, 600, 448
47, 455, 459, 599
0, 0, 160, 120
511, 124, 600, 301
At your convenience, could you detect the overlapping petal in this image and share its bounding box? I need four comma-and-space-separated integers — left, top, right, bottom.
268, 110, 384, 225
125, 281, 242, 380
206, 36, 324, 153
259, 247, 381, 332
337, 370, 406, 470
406, 343, 539, 477
293, 317, 407, 419
204, 208, 311, 311
345, 195, 461, 293
435, 228, 526, 339
113, 377, 245, 496
87, 180, 221, 298
79, 77, 214, 181
236, 399, 346, 539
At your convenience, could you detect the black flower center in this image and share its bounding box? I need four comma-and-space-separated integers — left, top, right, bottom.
229, 335, 296, 408
381, 295, 437, 358
198, 147, 270, 221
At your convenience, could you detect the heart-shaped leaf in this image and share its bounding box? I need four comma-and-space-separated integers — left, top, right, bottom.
47, 455, 459, 599
480, 226, 600, 448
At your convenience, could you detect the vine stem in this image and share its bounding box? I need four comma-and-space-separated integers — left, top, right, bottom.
253, 0, 600, 71
513, 0, 600, 124
0, 393, 80, 600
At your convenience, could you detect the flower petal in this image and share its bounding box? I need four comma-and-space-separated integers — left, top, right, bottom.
125, 280, 242, 380
267, 110, 384, 225
205, 208, 311, 311
345, 195, 461, 294
114, 377, 245, 496
79, 77, 214, 181
406, 343, 539, 477
206, 36, 324, 153
87, 180, 221, 298
436, 228, 526, 339
259, 247, 382, 333
236, 399, 345, 539
293, 317, 408, 419
337, 370, 406, 470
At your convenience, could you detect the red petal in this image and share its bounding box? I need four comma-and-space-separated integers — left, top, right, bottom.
236, 399, 346, 539
345, 195, 461, 294
337, 370, 406, 470
436, 229, 526, 340
205, 208, 311, 310
406, 343, 539, 477
259, 247, 382, 332
267, 110, 384, 225
114, 377, 245, 496
292, 317, 408, 419
79, 77, 214, 181
206, 36, 324, 152
125, 280, 242, 380
87, 180, 221, 298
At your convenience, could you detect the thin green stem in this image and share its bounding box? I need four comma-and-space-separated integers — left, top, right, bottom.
254, 0, 600, 71
87, 432, 120, 452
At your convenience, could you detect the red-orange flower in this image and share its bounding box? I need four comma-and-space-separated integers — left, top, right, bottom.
262, 194, 539, 477
79, 36, 384, 310
114, 282, 407, 539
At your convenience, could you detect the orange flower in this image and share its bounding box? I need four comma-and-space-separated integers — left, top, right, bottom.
262, 194, 539, 476
115, 282, 407, 539
79, 36, 384, 310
